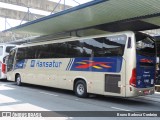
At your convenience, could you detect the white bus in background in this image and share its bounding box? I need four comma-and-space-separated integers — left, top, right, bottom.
0, 44, 16, 79
6, 31, 156, 97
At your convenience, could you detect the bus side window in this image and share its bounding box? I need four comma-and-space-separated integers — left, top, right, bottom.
16, 48, 26, 62
67, 41, 84, 58
127, 37, 132, 48
83, 39, 92, 57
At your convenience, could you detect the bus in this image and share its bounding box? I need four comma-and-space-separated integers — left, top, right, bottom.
6, 31, 156, 97
0, 44, 16, 79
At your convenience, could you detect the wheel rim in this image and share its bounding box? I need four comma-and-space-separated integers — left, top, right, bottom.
77, 84, 84, 95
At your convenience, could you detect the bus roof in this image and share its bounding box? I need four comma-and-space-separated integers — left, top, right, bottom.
3, 0, 160, 36
0, 43, 17, 46
17, 31, 135, 47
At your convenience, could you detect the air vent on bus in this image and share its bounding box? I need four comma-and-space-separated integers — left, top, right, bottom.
105, 74, 121, 93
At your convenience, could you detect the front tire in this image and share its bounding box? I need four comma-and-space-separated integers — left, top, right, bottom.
16, 75, 22, 86
75, 80, 88, 98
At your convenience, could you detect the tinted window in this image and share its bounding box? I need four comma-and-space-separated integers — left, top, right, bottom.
35, 44, 49, 58
83, 40, 93, 57
136, 33, 156, 57
26, 47, 37, 59
83, 38, 103, 57
104, 35, 127, 56
83, 35, 127, 57
16, 35, 127, 59
67, 41, 84, 57
49, 43, 62, 58
16, 48, 26, 61
36, 43, 68, 58
59, 43, 68, 58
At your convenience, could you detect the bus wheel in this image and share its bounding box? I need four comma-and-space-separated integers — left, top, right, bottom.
75, 80, 88, 98
16, 75, 22, 86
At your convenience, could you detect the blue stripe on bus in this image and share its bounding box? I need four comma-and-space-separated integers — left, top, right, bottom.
69, 57, 123, 72
14, 59, 27, 70
68, 58, 75, 70
66, 58, 73, 70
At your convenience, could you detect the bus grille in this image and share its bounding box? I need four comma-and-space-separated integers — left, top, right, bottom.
105, 74, 120, 93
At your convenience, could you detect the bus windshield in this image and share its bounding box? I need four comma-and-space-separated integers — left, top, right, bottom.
6, 46, 16, 53
136, 32, 156, 57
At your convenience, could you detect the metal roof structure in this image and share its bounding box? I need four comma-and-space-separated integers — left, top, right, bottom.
3, 0, 160, 37
0, 0, 72, 43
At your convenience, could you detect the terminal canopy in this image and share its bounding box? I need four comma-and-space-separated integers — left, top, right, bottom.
3, 0, 160, 35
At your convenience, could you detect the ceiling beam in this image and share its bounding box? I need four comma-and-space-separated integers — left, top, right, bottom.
0, 0, 71, 13
0, 8, 44, 21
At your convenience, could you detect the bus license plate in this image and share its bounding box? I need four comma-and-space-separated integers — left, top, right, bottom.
143, 90, 149, 94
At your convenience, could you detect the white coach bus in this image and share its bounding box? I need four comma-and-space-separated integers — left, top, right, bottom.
0, 44, 16, 79
6, 31, 156, 97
